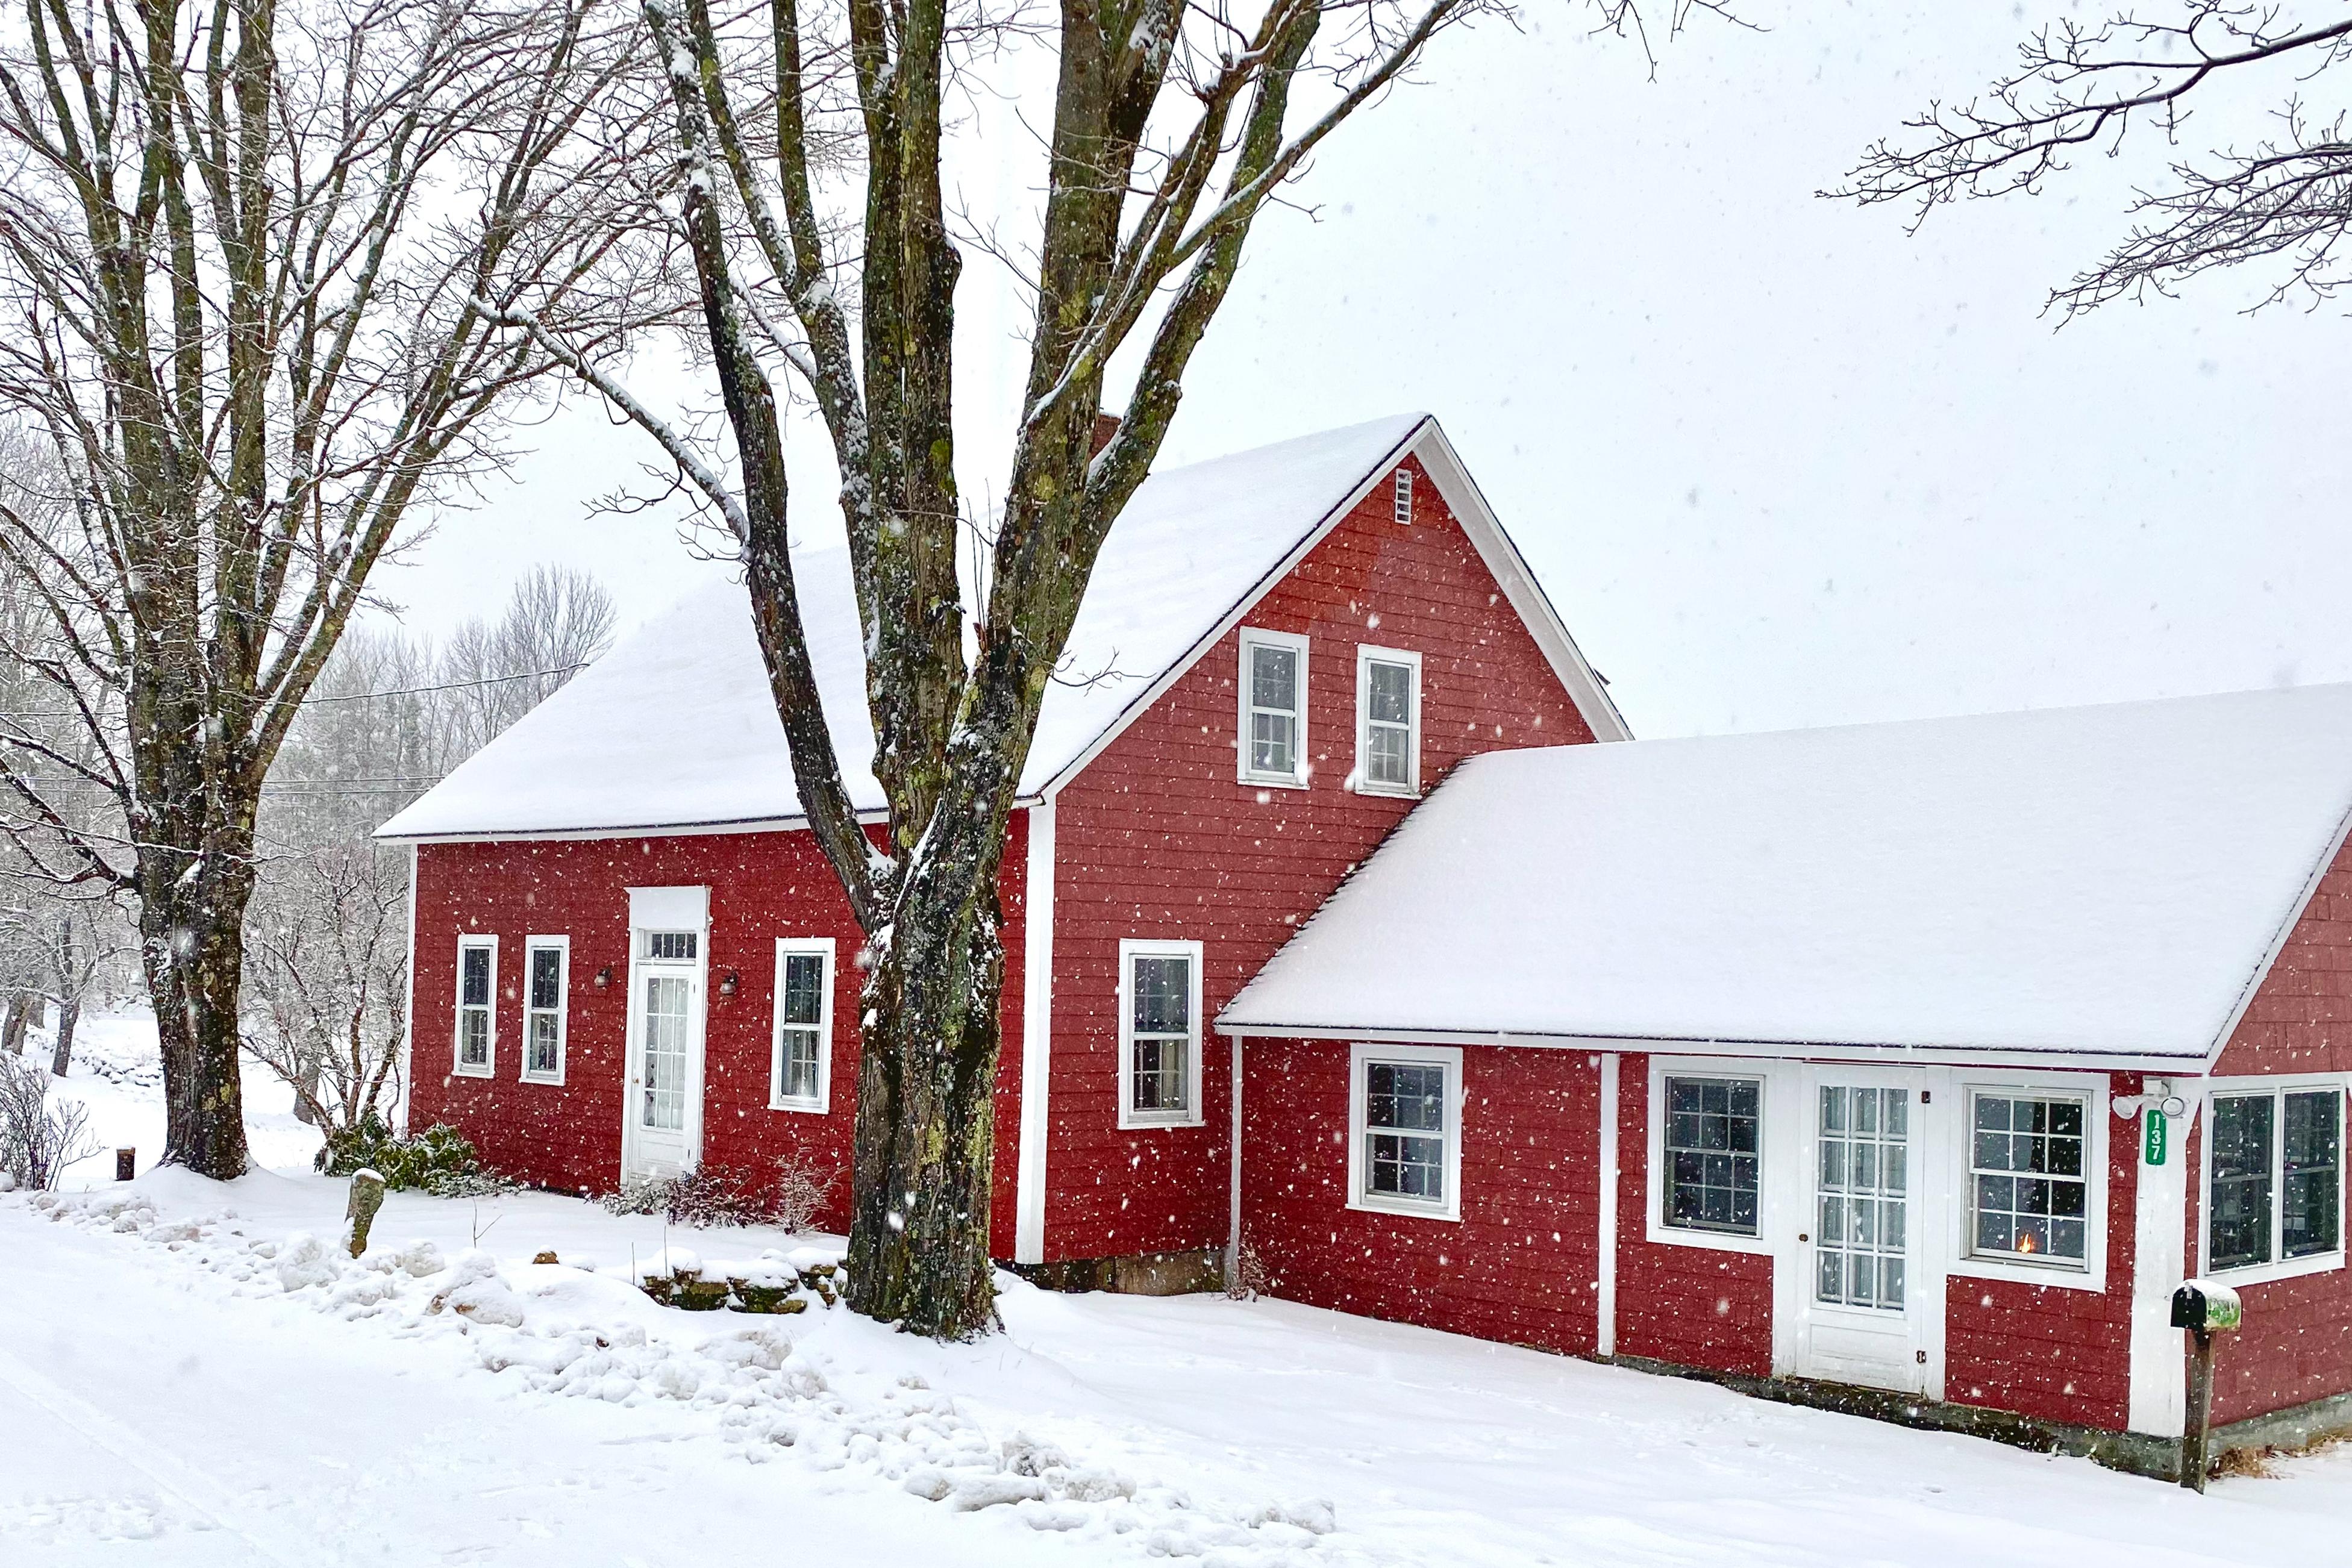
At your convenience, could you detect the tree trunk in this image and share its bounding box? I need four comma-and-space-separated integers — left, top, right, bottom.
0, 993, 27, 1056
140, 857, 257, 1179
50, 998, 79, 1079
843, 825, 1010, 1338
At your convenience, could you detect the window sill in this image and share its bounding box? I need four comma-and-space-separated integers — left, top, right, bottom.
1949, 1255, 2107, 1294
519, 1070, 565, 1088
1118, 1111, 1206, 1131
1347, 1193, 1460, 1223
1643, 1219, 1771, 1256
1351, 781, 1420, 800
769, 1096, 828, 1115
1239, 773, 1309, 792
2203, 1250, 2345, 1289
451, 1063, 495, 1080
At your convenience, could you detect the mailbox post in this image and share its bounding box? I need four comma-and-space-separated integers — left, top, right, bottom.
2170, 1279, 2242, 1491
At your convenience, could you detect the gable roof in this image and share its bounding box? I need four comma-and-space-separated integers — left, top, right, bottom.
376, 414, 1624, 843
1216, 684, 2352, 1070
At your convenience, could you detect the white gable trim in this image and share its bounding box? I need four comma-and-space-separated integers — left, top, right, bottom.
1030, 416, 1628, 802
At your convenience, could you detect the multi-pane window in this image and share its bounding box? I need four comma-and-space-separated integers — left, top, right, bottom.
772, 941, 832, 1111
1350, 1044, 1460, 1218
1968, 1093, 2089, 1265
1239, 629, 1307, 786
642, 929, 697, 962
1365, 1062, 1447, 1204
2210, 1086, 2344, 1273
1356, 648, 1421, 795
1392, 466, 1415, 525
1122, 944, 1198, 1125
454, 937, 495, 1075
1663, 1076, 1760, 1235
522, 938, 566, 1082
1816, 1085, 1909, 1311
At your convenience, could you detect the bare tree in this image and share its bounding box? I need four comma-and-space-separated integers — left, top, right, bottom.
438, 565, 619, 759
496, 0, 1724, 1335
242, 844, 410, 1136
0, 0, 672, 1176
1833, 5, 2352, 314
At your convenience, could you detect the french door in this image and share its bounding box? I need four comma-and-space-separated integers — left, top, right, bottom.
1798, 1076, 1925, 1392
622, 931, 703, 1178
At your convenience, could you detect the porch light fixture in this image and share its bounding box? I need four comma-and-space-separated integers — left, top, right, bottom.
719, 970, 739, 999
593, 964, 613, 990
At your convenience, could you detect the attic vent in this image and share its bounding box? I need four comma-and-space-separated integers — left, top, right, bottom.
1392, 466, 1414, 525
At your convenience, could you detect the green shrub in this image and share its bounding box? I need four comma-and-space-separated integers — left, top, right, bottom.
316, 1114, 508, 1198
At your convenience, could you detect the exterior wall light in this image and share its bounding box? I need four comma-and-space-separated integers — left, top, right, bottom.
718, 970, 739, 999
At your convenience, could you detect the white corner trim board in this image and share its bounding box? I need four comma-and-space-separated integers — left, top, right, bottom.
1014, 801, 1057, 1266
2128, 1096, 2197, 1437
1597, 1052, 1620, 1358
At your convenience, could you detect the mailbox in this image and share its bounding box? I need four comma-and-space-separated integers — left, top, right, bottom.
2170, 1280, 2243, 1335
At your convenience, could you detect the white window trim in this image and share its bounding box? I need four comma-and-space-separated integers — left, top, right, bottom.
1346, 1041, 1463, 1222
1645, 1057, 1775, 1254
1118, 938, 1205, 1129
1953, 1082, 2101, 1281
769, 937, 837, 1114
2198, 1072, 2350, 1288
1392, 466, 1414, 525
1236, 626, 1310, 789
452, 933, 498, 1079
519, 935, 569, 1085
1353, 645, 1423, 798
1946, 1070, 2110, 1293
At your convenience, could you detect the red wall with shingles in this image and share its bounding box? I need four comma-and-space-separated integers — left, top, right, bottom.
407, 813, 1030, 1257
1942, 1078, 2137, 1430
1041, 456, 1597, 1262
1611, 1055, 1777, 1377
1239, 1037, 1603, 1354
2192, 837, 2352, 1424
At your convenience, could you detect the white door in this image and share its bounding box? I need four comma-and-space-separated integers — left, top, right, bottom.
623, 929, 703, 1178
1798, 1078, 1924, 1392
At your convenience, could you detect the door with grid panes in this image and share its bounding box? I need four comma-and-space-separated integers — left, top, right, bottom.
1797, 1072, 1926, 1392
622, 928, 704, 1178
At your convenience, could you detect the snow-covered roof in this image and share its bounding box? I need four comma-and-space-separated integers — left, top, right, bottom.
378, 414, 1621, 842
1217, 684, 2352, 1068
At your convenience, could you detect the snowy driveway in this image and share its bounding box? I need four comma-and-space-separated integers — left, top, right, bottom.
4, 1172, 2348, 1567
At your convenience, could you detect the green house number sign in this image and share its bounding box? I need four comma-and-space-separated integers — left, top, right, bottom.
2144, 1107, 2168, 1166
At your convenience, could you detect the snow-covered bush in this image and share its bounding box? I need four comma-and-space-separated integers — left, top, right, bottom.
601, 1156, 831, 1231
0, 1052, 101, 1190
318, 1114, 507, 1197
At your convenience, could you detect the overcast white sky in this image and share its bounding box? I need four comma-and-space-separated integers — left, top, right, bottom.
374, 2, 2352, 741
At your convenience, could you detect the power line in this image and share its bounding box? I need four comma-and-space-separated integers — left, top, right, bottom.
0, 661, 588, 720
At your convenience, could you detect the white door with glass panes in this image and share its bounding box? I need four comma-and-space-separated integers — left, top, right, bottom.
622, 927, 704, 1178
1798, 1075, 1925, 1392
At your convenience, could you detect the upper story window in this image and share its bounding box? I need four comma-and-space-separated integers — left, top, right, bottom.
1348, 1043, 1462, 1220
771, 938, 834, 1113
522, 936, 568, 1084
2209, 1082, 2344, 1276
1119, 939, 1203, 1128
1237, 628, 1309, 789
1967, 1091, 2089, 1267
1392, 466, 1415, 525
1354, 646, 1422, 796
1662, 1075, 1760, 1235
454, 934, 497, 1078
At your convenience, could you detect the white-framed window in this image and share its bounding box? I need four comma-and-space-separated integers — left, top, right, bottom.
2204, 1078, 2345, 1284
1662, 1074, 1763, 1237
1354, 646, 1422, 796
1236, 627, 1309, 788
1118, 939, 1203, 1128
770, 937, 835, 1113
453, 934, 497, 1078
1392, 466, 1414, 525
521, 935, 568, 1084
1346, 1042, 1463, 1221
1965, 1089, 2091, 1269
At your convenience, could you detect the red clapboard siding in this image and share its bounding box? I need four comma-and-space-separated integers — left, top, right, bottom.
407, 811, 1030, 1257
1043, 455, 1598, 1262
2215, 836, 2352, 1076
1239, 1037, 1604, 1354
1611, 1054, 1777, 1377
1942, 1077, 2138, 1430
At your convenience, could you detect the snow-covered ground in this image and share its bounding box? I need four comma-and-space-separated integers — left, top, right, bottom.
7, 1017, 2351, 1566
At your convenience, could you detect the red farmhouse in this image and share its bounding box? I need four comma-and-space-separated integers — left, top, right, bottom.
381, 415, 2352, 1475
